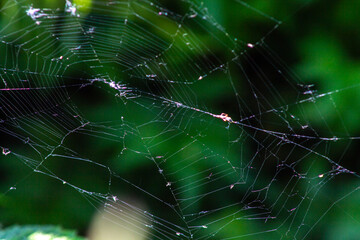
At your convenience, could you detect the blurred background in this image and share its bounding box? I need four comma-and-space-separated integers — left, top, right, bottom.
0, 0, 359, 239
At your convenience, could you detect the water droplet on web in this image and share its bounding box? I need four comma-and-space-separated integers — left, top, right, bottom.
158, 11, 168, 16
87, 27, 95, 34
303, 90, 316, 95
176, 232, 181, 236
9, 186, 16, 190
65, 0, 78, 16
289, 208, 296, 212
318, 174, 324, 178
189, 12, 197, 18
71, 45, 81, 51
166, 182, 171, 187
146, 74, 157, 78
2, 148, 10, 155
247, 43, 254, 48
202, 225, 208, 229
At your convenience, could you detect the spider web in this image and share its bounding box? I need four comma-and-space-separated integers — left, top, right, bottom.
0, 0, 359, 239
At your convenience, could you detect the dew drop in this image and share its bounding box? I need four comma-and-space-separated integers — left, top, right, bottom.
189, 12, 197, 18
2, 148, 11, 155
247, 43, 254, 48
146, 74, 157, 78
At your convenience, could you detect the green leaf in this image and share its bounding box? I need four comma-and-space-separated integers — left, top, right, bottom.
0, 225, 85, 240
